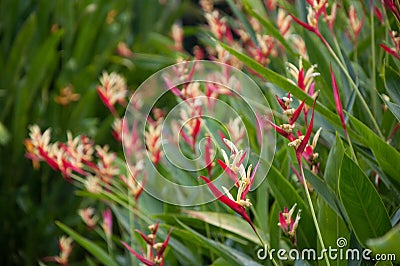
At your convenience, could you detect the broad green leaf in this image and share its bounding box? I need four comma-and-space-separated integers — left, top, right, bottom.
349, 115, 400, 184
338, 155, 392, 246
256, 177, 270, 234
304, 169, 342, 217
183, 210, 262, 244
267, 165, 316, 249
56, 221, 118, 266
269, 201, 281, 250
318, 200, 349, 266
384, 100, 400, 121
324, 133, 345, 193
366, 224, 400, 263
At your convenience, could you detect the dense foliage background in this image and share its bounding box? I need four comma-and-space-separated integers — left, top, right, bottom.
1, 0, 399, 265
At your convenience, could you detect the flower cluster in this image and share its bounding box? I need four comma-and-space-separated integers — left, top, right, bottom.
200, 138, 259, 232
278, 204, 301, 245
97, 71, 128, 116
381, 31, 400, 61
268, 91, 321, 177
43, 236, 73, 266
121, 223, 172, 266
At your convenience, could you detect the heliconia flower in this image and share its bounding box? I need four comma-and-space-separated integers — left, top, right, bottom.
102, 208, 113, 239
178, 104, 202, 151
84, 175, 102, 194
97, 72, 128, 116
54, 85, 80, 106
323, 3, 337, 32
26, 125, 89, 180
348, 5, 364, 42
380, 31, 400, 61
374, 6, 384, 24
78, 207, 98, 229
42, 236, 73, 266
245, 34, 277, 66
226, 117, 246, 148
193, 45, 205, 60
95, 145, 120, 182
294, 94, 319, 161
382, 0, 400, 22
120, 168, 146, 203
278, 204, 301, 244
303, 128, 322, 162
145, 119, 163, 164
123, 119, 145, 162
204, 10, 233, 43
287, 57, 320, 94
121, 223, 173, 266
25, 125, 51, 169
264, 0, 277, 10
199, 175, 256, 232
112, 118, 122, 142
200, 0, 214, 12
116, 42, 133, 58
277, 9, 292, 38
289, 1, 330, 47
380, 44, 400, 61
171, 24, 184, 51
204, 135, 215, 176
289, 35, 309, 59
218, 138, 247, 181
330, 64, 348, 136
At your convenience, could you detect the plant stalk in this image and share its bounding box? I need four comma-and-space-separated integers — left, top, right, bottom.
299, 161, 330, 266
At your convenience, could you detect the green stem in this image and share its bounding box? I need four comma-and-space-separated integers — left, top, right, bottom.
345, 131, 358, 163
370, 4, 377, 118
128, 189, 136, 266
299, 162, 330, 266
254, 229, 279, 266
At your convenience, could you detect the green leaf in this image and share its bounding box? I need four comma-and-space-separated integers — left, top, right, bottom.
304, 169, 342, 217
0, 122, 10, 145
366, 224, 400, 263
349, 115, 400, 184
384, 65, 400, 104
324, 133, 345, 193
338, 155, 392, 246
318, 200, 349, 266
211, 257, 233, 266
183, 210, 262, 244
269, 201, 281, 250
56, 221, 118, 266
383, 99, 400, 121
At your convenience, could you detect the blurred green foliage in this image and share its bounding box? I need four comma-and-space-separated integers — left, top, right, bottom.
0, 0, 194, 264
